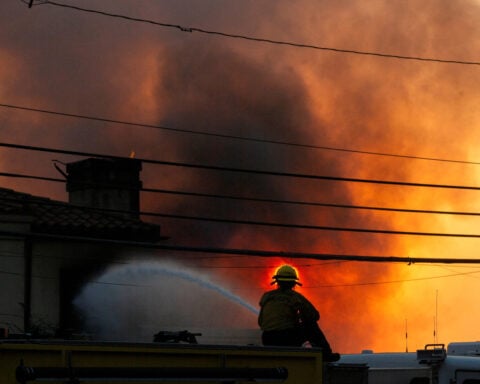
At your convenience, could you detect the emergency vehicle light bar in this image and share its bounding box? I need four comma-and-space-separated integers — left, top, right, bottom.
417, 344, 446, 364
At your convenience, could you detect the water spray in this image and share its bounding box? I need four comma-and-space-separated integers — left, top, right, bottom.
74, 260, 260, 343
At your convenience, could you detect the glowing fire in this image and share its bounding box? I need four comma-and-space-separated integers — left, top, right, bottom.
1, 0, 480, 354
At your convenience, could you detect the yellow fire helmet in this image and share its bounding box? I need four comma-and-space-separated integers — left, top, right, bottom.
272, 265, 302, 286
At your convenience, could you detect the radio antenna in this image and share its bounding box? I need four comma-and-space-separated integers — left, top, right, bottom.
433, 290, 439, 344
405, 318, 408, 353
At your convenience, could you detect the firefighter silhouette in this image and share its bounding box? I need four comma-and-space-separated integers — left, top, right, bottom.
258, 265, 340, 361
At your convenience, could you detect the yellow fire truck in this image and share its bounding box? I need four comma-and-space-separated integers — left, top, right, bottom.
2, 337, 480, 383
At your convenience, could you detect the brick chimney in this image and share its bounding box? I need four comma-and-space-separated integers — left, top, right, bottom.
66, 158, 142, 218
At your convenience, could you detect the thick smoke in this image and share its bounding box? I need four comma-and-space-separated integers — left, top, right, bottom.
137, 39, 410, 353
1, 0, 480, 353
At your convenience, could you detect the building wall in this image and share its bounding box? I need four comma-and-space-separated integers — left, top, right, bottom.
30, 242, 61, 334
29, 240, 138, 336
0, 216, 32, 334
0, 157, 159, 337
0, 238, 25, 334
0, 222, 136, 336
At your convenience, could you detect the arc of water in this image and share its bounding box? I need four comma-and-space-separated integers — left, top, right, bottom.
110, 263, 260, 315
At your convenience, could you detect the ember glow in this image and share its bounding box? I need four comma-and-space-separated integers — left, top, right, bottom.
1, 0, 480, 353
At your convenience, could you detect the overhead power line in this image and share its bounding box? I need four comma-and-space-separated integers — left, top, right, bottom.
1, 102, 479, 165
29, 0, 480, 66
6, 170, 480, 217
1, 185, 480, 238
141, 187, 480, 217
145, 193, 480, 217
0, 171, 63, 184
150, 212, 480, 238
7, 176, 480, 216
4, 264, 474, 289
2, 142, 480, 191
314, 269, 480, 288
3, 228, 480, 264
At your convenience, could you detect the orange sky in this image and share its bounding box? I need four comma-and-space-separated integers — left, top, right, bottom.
1, 0, 480, 353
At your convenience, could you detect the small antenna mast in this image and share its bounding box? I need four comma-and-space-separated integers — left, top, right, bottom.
405, 318, 408, 353
433, 290, 439, 344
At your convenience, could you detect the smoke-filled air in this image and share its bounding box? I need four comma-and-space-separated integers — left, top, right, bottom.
1, 0, 480, 353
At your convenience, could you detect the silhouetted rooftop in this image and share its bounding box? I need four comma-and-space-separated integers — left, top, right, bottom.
0, 187, 161, 242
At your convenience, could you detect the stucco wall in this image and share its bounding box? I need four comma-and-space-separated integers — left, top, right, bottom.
0, 216, 32, 334
29, 240, 136, 336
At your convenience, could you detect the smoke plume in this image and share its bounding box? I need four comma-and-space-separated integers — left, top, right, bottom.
1, 0, 480, 352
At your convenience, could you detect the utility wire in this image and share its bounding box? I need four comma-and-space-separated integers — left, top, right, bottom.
2, 172, 480, 217
119, 188, 480, 217
17, 267, 479, 289
1, 102, 479, 165
14, 245, 474, 289
3, 180, 480, 237
29, 0, 480, 66
3, 228, 480, 263
313, 269, 480, 288
147, 213, 480, 238
2, 142, 480, 190
5, 183, 480, 238
0, 171, 63, 184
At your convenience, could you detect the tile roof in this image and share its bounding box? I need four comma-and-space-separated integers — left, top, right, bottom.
0, 187, 161, 242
